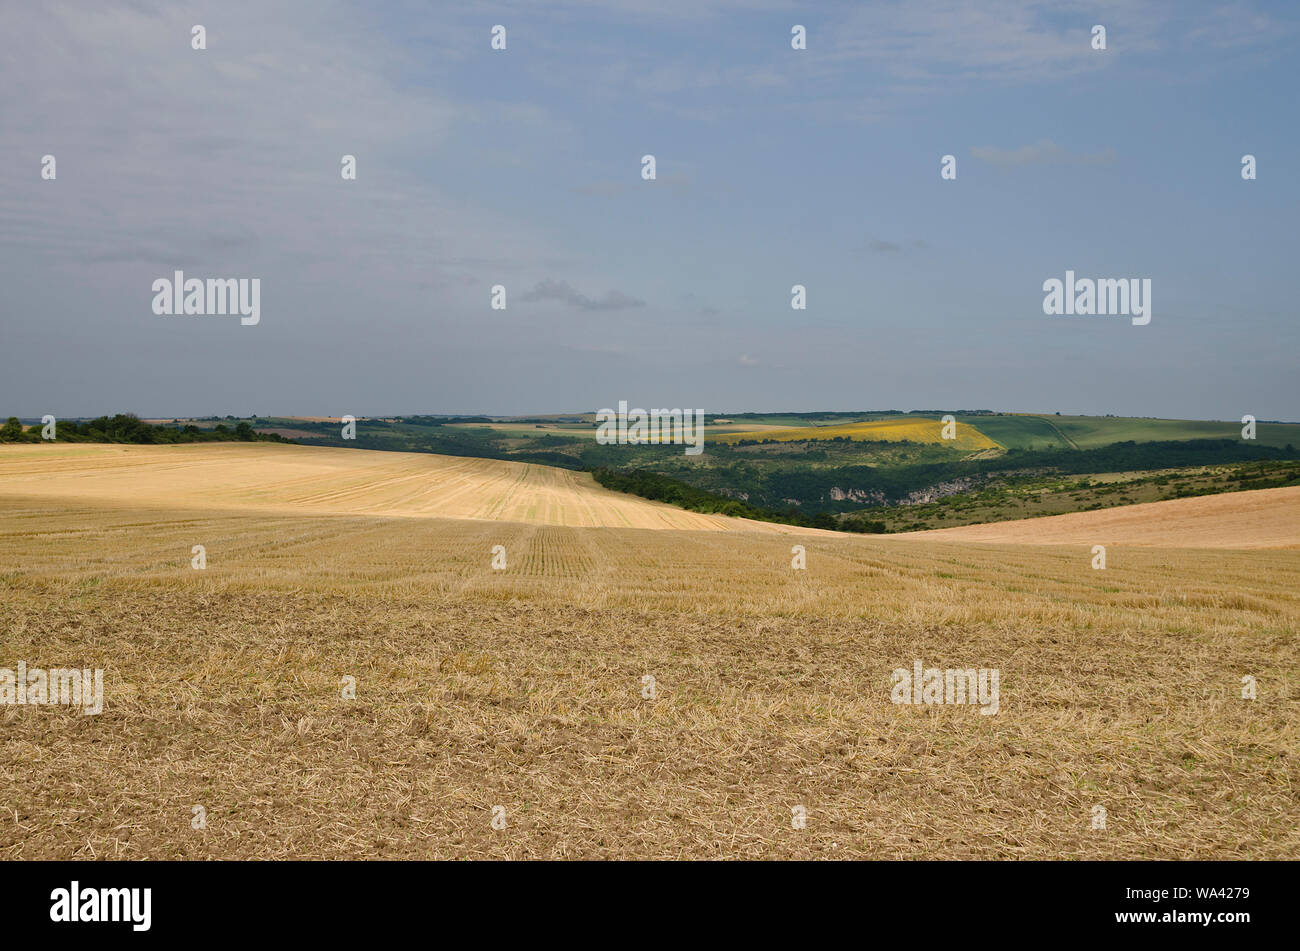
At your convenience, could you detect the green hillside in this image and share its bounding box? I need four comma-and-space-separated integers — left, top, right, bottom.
1049, 415, 1300, 449
953, 414, 1074, 450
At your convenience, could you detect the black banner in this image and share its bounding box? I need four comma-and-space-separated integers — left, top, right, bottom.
6, 860, 1281, 939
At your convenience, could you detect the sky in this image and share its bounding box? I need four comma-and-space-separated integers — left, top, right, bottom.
1, 0, 1296, 420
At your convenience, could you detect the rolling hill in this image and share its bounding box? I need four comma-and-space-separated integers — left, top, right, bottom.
0, 442, 813, 532
901, 485, 1300, 549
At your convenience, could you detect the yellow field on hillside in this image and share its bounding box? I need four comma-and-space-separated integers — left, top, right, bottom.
715, 417, 1000, 450
447, 421, 794, 436
906, 486, 1300, 549
0, 443, 807, 532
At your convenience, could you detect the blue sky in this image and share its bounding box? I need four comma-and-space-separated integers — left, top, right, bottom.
1, 1, 1296, 419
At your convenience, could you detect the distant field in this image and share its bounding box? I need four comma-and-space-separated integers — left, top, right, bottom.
707, 414, 863, 428
715, 417, 999, 450
446, 422, 592, 435
0, 442, 811, 532
254, 428, 322, 440
445, 421, 794, 438
706, 413, 1300, 452
151, 413, 1300, 458
276, 416, 354, 424
903, 485, 1300, 549
1048, 415, 1300, 449
954, 415, 1074, 450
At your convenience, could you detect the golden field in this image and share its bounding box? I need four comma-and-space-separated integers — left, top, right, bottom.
907, 486, 1300, 549
0, 443, 1296, 859
0, 443, 811, 532
714, 417, 1000, 450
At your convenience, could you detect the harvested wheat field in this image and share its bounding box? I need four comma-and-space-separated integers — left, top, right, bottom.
905, 486, 1300, 549
0, 442, 807, 532
0, 445, 1296, 860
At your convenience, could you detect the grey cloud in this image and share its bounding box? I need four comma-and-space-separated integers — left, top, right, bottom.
571, 182, 630, 198
868, 238, 929, 255
971, 140, 1118, 167
520, 279, 645, 311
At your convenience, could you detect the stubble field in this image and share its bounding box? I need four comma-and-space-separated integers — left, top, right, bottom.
906, 485, 1300, 549
0, 444, 1295, 859
0, 443, 791, 531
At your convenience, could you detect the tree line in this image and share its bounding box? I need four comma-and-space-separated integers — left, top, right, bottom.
591, 467, 884, 533
0, 414, 290, 445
